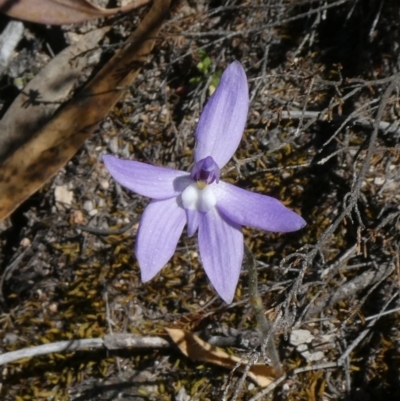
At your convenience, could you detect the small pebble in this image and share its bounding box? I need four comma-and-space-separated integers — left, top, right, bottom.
3, 333, 18, 345
83, 200, 94, 212
109, 136, 119, 154
99, 179, 109, 190
55, 185, 74, 208
290, 329, 314, 346
70, 210, 84, 225
20, 237, 31, 247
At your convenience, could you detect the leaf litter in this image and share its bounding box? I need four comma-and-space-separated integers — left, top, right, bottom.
0, 0, 170, 220
0, 0, 151, 25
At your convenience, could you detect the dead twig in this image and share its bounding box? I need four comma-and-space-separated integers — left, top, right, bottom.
75, 215, 140, 235
262, 109, 400, 136
245, 244, 283, 377
249, 362, 339, 401
338, 291, 399, 365
0, 333, 171, 366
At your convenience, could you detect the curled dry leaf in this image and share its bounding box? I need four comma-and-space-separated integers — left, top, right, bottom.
0, 26, 110, 162
0, 0, 151, 25
166, 328, 275, 387
0, 0, 170, 220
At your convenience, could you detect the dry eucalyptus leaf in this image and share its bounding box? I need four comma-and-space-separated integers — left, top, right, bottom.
0, 0, 170, 220
166, 328, 275, 387
0, 0, 150, 25
0, 26, 110, 162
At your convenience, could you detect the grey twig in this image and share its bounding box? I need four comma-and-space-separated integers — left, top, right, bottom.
0, 339, 105, 366
249, 362, 339, 401
302, 267, 391, 319
338, 291, 398, 364
0, 333, 171, 366
245, 244, 283, 376
76, 216, 140, 235
262, 109, 400, 135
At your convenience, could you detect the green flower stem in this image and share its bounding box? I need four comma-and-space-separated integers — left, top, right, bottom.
245, 244, 283, 377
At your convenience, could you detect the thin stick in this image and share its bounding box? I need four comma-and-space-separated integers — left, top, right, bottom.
262, 107, 400, 135
248, 362, 339, 401
245, 244, 283, 376
0, 339, 104, 366
0, 334, 171, 366
338, 291, 398, 364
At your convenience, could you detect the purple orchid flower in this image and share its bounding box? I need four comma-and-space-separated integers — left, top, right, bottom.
103, 61, 305, 303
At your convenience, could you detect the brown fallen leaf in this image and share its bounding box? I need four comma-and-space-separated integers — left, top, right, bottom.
0, 0, 150, 25
0, 26, 110, 162
0, 0, 170, 220
166, 328, 275, 387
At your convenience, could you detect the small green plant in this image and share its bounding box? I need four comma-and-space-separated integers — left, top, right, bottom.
190, 50, 222, 95
196, 49, 211, 75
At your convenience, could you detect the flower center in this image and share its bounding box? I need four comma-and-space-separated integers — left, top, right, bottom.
181, 183, 217, 213
180, 157, 220, 213
190, 156, 220, 188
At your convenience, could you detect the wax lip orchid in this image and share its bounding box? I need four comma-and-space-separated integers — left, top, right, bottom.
103, 61, 306, 303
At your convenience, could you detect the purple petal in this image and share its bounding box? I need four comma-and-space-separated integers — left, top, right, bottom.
103, 155, 190, 200
216, 181, 306, 232
136, 197, 186, 282
198, 208, 243, 303
191, 156, 220, 185
194, 61, 249, 169
185, 209, 201, 237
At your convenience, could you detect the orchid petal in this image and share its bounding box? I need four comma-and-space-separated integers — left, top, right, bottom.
194, 61, 249, 168
103, 155, 190, 199
136, 198, 186, 282
186, 209, 200, 237
198, 208, 243, 303
216, 181, 306, 232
